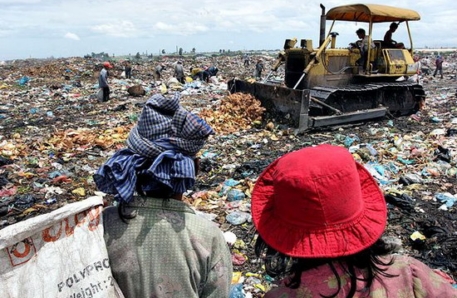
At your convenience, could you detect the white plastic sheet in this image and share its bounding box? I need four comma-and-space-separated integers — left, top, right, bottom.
0, 196, 124, 298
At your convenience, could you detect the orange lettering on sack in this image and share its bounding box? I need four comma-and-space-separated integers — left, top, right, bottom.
64, 218, 75, 237
65, 212, 86, 236
87, 206, 102, 231
11, 241, 31, 258
75, 211, 87, 227
42, 223, 63, 242
7, 238, 36, 266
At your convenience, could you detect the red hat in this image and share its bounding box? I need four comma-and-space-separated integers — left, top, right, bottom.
251, 144, 386, 258
103, 61, 113, 69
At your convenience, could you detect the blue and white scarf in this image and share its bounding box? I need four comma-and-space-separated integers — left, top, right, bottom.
94, 93, 214, 203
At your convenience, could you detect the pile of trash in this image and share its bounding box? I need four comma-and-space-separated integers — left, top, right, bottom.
1, 54, 457, 297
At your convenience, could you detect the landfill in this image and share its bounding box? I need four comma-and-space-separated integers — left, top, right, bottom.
1, 52, 457, 297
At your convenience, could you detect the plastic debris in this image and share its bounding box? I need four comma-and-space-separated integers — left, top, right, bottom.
13, 195, 36, 209
435, 192, 457, 209
227, 189, 246, 201
385, 193, 415, 212
229, 283, 245, 298
226, 211, 252, 225
224, 231, 237, 246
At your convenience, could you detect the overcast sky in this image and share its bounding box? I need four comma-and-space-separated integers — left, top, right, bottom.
1, 0, 456, 61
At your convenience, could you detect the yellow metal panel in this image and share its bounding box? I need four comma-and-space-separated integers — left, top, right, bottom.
326, 4, 420, 23
384, 49, 407, 74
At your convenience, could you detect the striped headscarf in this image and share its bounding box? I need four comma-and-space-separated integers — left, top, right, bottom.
94, 93, 214, 203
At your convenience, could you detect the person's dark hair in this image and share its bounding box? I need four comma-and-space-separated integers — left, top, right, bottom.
117, 176, 174, 222
356, 28, 365, 35
255, 235, 397, 298
390, 22, 398, 29
117, 158, 201, 222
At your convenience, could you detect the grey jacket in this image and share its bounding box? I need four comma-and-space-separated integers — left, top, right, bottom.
99, 68, 109, 88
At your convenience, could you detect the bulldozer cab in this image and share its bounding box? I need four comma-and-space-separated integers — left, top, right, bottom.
325, 4, 421, 78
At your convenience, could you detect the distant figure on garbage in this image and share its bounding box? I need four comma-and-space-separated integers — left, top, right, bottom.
190, 66, 206, 81
254, 60, 264, 80
207, 65, 218, 77
412, 55, 422, 82
383, 22, 405, 49
252, 144, 457, 298
433, 55, 444, 79
243, 53, 250, 67
124, 60, 132, 79
154, 64, 165, 81
98, 61, 113, 102
206, 65, 219, 82
94, 93, 233, 298
174, 60, 185, 84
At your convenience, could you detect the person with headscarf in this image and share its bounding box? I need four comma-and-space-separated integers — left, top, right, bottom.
94, 92, 233, 298
251, 144, 457, 297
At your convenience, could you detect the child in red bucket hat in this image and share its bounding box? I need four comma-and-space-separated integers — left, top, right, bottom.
252, 144, 457, 297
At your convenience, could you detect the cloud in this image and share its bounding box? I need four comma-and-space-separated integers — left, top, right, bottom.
91, 21, 137, 38
64, 32, 80, 41
0, 0, 40, 3
152, 22, 209, 36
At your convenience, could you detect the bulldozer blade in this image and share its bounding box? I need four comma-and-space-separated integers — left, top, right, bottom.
309, 107, 387, 128
228, 79, 394, 132
228, 79, 310, 129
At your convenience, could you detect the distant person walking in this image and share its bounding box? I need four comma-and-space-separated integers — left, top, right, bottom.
433, 55, 444, 79
174, 60, 185, 84
99, 61, 113, 102
124, 60, 132, 79
243, 53, 250, 67
254, 59, 264, 80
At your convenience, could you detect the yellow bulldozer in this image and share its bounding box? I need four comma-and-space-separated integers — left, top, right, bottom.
228, 3, 425, 131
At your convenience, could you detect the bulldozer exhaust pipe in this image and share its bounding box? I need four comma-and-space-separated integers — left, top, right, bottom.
319, 4, 326, 47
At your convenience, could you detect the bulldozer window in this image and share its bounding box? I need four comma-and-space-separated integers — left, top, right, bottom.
387, 50, 405, 61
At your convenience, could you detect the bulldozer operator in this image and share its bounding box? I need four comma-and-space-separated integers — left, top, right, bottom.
350, 28, 375, 69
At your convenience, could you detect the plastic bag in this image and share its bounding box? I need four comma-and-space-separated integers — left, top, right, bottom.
97, 89, 103, 102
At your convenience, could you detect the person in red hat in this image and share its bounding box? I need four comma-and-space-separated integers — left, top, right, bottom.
252, 144, 457, 297
99, 61, 113, 102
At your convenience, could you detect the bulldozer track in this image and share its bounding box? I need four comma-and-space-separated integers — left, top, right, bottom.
309, 81, 425, 116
